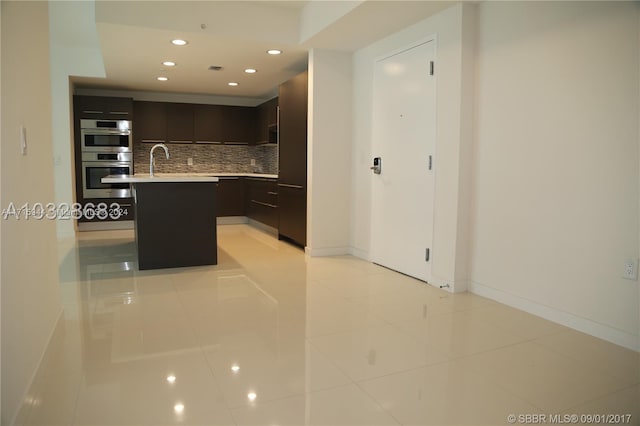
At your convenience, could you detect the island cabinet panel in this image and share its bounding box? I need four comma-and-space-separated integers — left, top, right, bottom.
133, 101, 168, 144
278, 71, 308, 246
222, 106, 257, 144
246, 178, 278, 228
134, 182, 217, 270
194, 104, 224, 143
166, 103, 194, 143
74, 95, 133, 120
216, 177, 246, 216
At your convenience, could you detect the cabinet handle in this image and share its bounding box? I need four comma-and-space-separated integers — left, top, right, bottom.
277, 183, 303, 189
267, 191, 278, 195
109, 111, 129, 115
195, 140, 223, 144
82, 110, 103, 114
251, 200, 278, 208
141, 139, 166, 143
168, 140, 193, 144
247, 177, 275, 182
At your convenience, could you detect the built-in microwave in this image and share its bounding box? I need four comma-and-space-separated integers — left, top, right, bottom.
80, 119, 132, 153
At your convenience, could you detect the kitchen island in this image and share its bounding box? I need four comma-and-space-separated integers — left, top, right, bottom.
102, 174, 219, 270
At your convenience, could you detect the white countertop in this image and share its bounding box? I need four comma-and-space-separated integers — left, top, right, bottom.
102, 172, 277, 184
102, 174, 220, 183
154, 172, 278, 179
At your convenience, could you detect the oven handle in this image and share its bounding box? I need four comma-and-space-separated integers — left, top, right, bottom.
82, 129, 131, 136
82, 161, 132, 168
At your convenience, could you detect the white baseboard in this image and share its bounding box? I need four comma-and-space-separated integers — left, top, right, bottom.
348, 246, 370, 261
305, 246, 351, 257
468, 281, 640, 352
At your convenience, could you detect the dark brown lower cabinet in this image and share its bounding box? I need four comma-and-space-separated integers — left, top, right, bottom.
246, 178, 278, 228
277, 184, 306, 247
216, 177, 245, 217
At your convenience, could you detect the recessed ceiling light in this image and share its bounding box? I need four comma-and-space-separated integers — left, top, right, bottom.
244, 68, 257, 74
228, 82, 239, 86
157, 76, 169, 81
171, 39, 188, 46
267, 49, 282, 55
162, 61, 176, 67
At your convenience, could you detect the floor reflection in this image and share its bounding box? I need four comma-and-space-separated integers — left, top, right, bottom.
20, 224, 640, 426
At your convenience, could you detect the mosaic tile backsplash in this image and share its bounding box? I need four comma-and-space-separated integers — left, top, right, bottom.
134, 143, 278, 174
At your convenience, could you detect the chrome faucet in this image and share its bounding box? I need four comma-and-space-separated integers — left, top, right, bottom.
149, 143, 169, 176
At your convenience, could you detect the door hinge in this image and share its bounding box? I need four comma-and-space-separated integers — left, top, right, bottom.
425, 248, 430, 262
429, 61, 434, 76
428, 155, 432, 170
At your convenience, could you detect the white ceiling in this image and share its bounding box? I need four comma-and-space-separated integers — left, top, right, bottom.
72, 0, 455, 100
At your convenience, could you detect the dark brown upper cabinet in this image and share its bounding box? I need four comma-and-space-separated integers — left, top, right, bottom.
133, 101, 167, 144
222, 106, 257, 145
74, 95, 133, 120
194, 104, 224, 144
256, 97, 278, 145
134, 100, 262, 145
278, 71, 308, 186
166, 103, 194, 143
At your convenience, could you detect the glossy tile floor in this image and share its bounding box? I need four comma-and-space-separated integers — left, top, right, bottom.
24, 224, 639, 425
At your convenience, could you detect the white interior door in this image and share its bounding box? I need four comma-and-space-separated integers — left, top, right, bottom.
371, 40, 436, 283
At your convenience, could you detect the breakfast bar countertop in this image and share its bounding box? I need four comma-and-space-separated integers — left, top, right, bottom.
102, 172, 277, 184
102, 174, 220, 184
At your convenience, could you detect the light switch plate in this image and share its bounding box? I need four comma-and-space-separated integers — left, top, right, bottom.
623, 258, 638, 280
20, 125, 27, 155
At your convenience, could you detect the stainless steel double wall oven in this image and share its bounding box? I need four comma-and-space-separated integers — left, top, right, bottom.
80, 119, 133, 199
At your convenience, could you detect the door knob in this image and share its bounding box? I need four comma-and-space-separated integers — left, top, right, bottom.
370, 157, 381, 174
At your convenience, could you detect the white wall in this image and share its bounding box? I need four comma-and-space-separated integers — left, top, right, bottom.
49, 0, 106, 238
468, 1, 640, 350
299, 1, 363, 44
307, 49, 353, 255
0, 2, 3, 421
351, 4, 474, 291
1, 1, 63, 423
